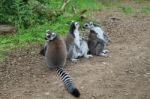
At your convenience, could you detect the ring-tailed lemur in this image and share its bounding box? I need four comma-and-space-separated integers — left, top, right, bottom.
84, 22, 110, 56
40, 30, 80, 97
65, 22, 92, 62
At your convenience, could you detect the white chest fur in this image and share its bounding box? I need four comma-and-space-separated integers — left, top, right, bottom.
74, 29, 80, 47
92, 27, 105, 41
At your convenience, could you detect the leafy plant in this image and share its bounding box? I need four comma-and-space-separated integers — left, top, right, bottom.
0, 0, 105, 61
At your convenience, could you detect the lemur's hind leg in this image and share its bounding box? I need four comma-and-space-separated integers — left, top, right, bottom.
100, 49, 108, 57
99, 52, 108, 57
67, 45, 78, 63
71, 47, 79, 63
95, 43, 108, 57
102, 43, 109, 54
84, 54, 93, 59
83, 48, 93, 59
81, 40, 93, 59
71, 45, 80, 63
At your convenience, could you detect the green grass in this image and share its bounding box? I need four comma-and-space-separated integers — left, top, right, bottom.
45, 0, 104, 12
133, 0, 145, 3
118, 4, 134, 13
141, 5, 150, 13
68, 0, 105, 11
0, 13, 81, 48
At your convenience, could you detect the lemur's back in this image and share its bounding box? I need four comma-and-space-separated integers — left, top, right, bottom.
64, 33, 74, 50
88, 31, 105, 55
46, 37, 67, 68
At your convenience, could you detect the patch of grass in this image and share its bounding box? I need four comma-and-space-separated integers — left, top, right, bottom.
98, 0, 121, 8
118, 4, 134, 13
141, 5, 150, 13
68, 0, 105, 11
0, 16, 73, 49
0, 0, 104, 61
133, 0, 145, 3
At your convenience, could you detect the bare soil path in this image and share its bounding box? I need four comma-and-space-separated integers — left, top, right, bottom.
0, 9, 150, 99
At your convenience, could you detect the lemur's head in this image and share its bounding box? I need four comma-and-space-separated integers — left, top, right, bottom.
45, 30, 57, 41
83, 21, 94, 29
69, 21, 80, 37
70, 21, 80, 30
84, 21, 101, 29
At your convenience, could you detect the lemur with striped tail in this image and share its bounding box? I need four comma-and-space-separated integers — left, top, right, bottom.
41, 30, 80, 97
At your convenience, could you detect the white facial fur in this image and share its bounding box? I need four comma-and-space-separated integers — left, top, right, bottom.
75, 22, 80, 29
46, 32, 56, 41
84, 22, 94, 29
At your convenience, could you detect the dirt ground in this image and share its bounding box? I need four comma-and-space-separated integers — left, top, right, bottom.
0, 7, 150, 99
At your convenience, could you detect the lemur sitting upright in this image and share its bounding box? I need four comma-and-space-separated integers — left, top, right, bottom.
40, 30, 80, 97
84, 22, 110, 56
40, 22, 93, 61
64, 21, 93, 63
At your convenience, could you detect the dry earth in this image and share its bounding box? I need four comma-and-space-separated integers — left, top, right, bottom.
0, 8, 150, 99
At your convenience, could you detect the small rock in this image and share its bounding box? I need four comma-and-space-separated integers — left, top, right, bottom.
18, 57, 22, 60
45, 92, 50, 95
124, 92, 129, 96
81, 86, 84, 89
31, 51, 35, 55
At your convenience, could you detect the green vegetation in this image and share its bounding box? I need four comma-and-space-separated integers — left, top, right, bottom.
0, 0, 104, 61
118, 4, 134, 13
141, 5, 150, 13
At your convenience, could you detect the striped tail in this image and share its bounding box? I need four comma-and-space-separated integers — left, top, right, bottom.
56, 68, 80, 97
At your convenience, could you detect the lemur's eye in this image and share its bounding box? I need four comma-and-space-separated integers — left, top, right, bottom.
85, 24, 88, 27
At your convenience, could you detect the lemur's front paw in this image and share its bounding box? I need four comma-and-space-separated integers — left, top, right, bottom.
84, 55, 93, 59
71, 58, 78, 63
